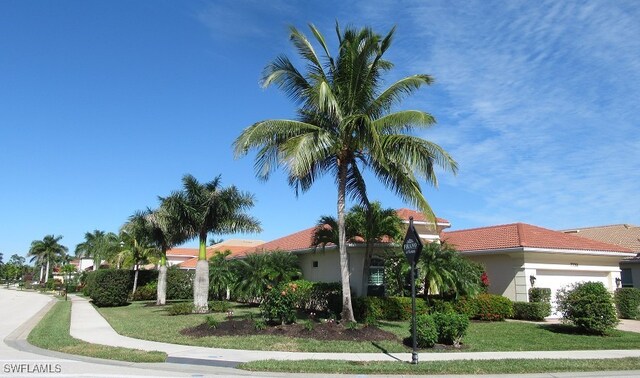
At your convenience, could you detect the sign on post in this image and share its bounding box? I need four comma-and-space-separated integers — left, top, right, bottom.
403, 217, 423, 264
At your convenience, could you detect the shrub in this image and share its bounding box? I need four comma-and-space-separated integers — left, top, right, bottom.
166, 268, 194, 300
253, 318, 267, 331
208, 315, 221, 327
208, 300, 230, 313
556, 281, 619, 334
615, 288, 640, 319
87, 269, 131, 307
428, 298, 457, 314
512, 302, 551, 321
432, 312, 469, 346
131, 282, 157, 301
354, 296, 428, 324
167, 302, 195, 315
412, 314, 437, 348
457, 294, 512, 321
529, 287, 552, 303
260, 282, 298, 325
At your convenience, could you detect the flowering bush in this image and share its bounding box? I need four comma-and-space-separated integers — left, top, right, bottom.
480, 272, 490, 292
260, 282, 299, 325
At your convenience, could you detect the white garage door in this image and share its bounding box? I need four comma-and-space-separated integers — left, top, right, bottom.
535, 270, 610, 317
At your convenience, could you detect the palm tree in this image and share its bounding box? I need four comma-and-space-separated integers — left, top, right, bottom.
234, 24, 457, 322
28, 235, 68, 283
312, 202, 403, 296
208, 250, 235, 300
161, 174, 261, 313
75, 230, 119, 270
146, 206, 183, 305
419, 242, 483, 299
119, 211, 160, 295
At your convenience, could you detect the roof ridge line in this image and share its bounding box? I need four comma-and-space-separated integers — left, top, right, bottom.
516, 223, 526, 246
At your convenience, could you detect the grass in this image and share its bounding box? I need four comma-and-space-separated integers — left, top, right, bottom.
238, 358, 640, 374
98, 301, 640, 353
28, 300, 167, 363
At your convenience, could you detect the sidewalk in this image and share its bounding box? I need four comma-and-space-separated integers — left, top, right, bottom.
69, 295, 640, 366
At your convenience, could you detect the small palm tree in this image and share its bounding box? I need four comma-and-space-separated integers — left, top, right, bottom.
75, 230, 119, 270
28, 235, 68, 283
119, 211, 160, 295
161, 174, 261, 313
146, 206, 183, 305
208, 250, 235, 300
234, 24, 457, 321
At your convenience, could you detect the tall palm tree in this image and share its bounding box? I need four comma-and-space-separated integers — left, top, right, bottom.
234, 24, 457, 322
28, 235, 68, 283
146, 206, 183, 305
161, 174, 261, 313
75, 230, 119, 271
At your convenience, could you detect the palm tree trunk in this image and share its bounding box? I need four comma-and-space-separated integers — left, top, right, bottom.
193, 236, 209, 313
132, 264, 139, 294
157, 253, 167, 305
337, 163, 355, 322
44, 259, 50, 283
39, 265, 44, 283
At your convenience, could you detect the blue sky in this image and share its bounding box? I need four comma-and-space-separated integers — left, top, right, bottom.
1, 1, 638, 259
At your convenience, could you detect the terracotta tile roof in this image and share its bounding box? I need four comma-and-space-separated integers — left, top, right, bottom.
179, 245, 255, 268
173, 239, 265, 268
166, 248, 199, 257
443, 223, 633, 253
247, 226, 318, 254
395, 208, 450, 225
561, 224, 640, 253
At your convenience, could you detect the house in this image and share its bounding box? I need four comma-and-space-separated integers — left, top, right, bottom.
166, 239, 265, 269
444, 223, 634, 314
243, 209, 451, 296
561, 224, 640, 288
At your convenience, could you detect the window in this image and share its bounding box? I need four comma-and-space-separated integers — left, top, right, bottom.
621, 268, 633, 288
312, 261, 318, 268
368, 258, 384, 286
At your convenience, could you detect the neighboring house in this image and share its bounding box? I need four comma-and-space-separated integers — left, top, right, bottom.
562, 224, 640, 288
243, 209, 451, 297
444, 223, 635, 315
166, 239, 265, 269
70, 258, 107, 271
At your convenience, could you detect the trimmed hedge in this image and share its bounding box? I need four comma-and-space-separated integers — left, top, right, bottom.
166, 269, 194, 300
456, 294, 513, 321
615, 288, 640, 319
512, 301, 551, 321
87, 269, 131, 307
167, 302, 194, 315
290, 280, 342, 314
354, 296, 428, 324
529, 287, 552, 303
131, 282, 157, 301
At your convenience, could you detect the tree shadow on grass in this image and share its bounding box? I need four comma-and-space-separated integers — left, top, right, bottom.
538, 323, 622, 337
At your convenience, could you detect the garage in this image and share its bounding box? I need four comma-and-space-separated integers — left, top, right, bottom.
535, 269, 610, 316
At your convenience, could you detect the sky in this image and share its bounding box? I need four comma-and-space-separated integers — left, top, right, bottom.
1, 1, 638, 260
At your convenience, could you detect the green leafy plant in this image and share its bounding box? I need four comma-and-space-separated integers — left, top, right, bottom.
432, 312, 469, 347
86, 269, 131, 307
345, 321, 358, 330
167, 302, 195, 316
210, 314, 223, 327
131, 281, 157, 301
464, 294, 513, 321
253, 318, 267, 331
208, 300, 230, 313
615, 288, 640, 319
412, 314, 437, 348
529, 288, 552, 303
556, 281, 619, 334
302, 320, 315, 331
512, 302, 551, 321
260, 282, 299, 325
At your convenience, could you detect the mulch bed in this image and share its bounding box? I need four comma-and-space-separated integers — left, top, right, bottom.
180, 319, 399, 342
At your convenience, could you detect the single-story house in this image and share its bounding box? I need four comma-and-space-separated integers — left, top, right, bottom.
242, 209, 451, 297
561, 224, 640, 288
444, 223, 634, 314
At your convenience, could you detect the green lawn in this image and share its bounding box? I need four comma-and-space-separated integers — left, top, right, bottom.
28, 300, 167, 362
98, 301, 640, 353
238, 358, 640, 374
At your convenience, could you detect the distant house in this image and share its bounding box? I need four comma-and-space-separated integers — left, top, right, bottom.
562, 224, 640, 288
166, 239, 265, 269
445, 223, 634, 315
242, 209, 451, 297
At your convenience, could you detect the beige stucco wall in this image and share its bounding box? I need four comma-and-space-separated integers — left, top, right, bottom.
297, 246, 371, 296
463, 253, 526, 301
